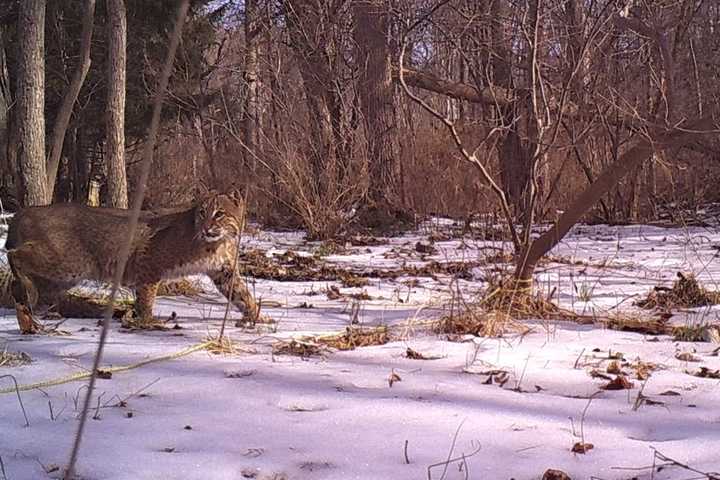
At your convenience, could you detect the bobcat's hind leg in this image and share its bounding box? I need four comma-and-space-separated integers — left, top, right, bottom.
8, 250, 41, 334
33, 277, 68, 316
210, 267, 266, 326
133, 282, 160, 327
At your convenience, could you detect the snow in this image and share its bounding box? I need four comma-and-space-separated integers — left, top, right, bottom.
2, 221, 720, 480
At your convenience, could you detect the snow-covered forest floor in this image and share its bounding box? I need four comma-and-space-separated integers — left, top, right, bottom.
2, 218, 720, 480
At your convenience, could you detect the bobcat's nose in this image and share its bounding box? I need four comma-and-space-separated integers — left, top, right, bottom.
202, 228, 223, 242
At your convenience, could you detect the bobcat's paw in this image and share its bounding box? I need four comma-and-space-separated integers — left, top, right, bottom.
16, 303, 42, 334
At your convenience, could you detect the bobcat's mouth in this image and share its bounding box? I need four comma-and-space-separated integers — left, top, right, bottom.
202, 231, 224, 243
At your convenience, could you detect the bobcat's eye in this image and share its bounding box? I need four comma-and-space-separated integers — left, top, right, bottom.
213, 210, 225, 220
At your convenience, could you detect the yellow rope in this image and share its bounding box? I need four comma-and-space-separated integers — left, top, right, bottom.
0, 341, 212, 395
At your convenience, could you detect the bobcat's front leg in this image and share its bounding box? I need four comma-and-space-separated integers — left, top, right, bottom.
134, 282, 159, 326
210, 266, 264, 325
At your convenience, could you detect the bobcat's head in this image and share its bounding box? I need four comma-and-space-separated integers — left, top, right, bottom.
195, 189, 247, 243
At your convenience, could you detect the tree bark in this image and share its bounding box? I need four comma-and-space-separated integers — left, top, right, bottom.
0, 27, 10, 183
391, 66, 515, 108
16, 0, 50, 207
285, 0, 341, 198
105, 0, 128, 208
242, 0, 259, 172
47, 0, 95, 198
353, 0, 401, 224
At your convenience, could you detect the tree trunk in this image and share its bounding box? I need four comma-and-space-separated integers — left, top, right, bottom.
285, 0, 340, 198
16, 0, 50, 207
242, 0, 259, 172
47, 0, 95, 198
0, 27, 10, 184
105, 0, 128, 208
490, 0, 532, 221
353, 0, 400, 225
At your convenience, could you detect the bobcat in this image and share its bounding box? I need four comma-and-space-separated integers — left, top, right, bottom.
5, 190, 261, 334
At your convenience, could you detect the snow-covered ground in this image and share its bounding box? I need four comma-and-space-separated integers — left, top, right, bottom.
2, 220, 720, 480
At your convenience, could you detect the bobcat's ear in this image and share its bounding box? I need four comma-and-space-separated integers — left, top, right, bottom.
228, 185, 247, 208
193, 181, 212, 201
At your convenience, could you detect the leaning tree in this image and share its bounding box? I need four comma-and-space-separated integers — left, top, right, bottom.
396, 0, 717, 295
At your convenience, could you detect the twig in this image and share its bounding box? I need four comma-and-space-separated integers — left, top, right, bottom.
427, 419, 468, 480
427, 441, 481, 480
652, 448, 720, 480
573, 347, 586, 369
72, 385, 89, 412
0, 454, 7, 480
113, 378, 161, 407
514, 354, 531, 391
632, 379, 649, 411
92, 392, 106, 420
63, 1, 190, 478
0, 374, 30, 427
404, 440, 410, 465
580, 391, 602, 446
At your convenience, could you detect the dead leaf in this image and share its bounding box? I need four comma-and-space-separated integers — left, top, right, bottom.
225, 369, 256, 378
388, 371, 402, 387
405, 347, 442, 360
589, 369, 612, 381
602, 375, 634, 390
606, 361, 622, 374
542, 469, 572, 480
675, 352, 701, 362
659, 390, 681, 396
415, 241, 437, 255
326, 285, 342, 300
694, 367, 720, 379
571, 442, 594, 454
633, 361, 655, 380
406, 347, 426, 359
608, 350, 624, 360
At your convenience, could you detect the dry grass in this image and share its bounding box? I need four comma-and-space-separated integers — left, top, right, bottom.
272, 339, 327, 357
0, 347, 31, 367
239, 247, 484, 283
58, 291, 134, 319
313, 326, 389, 350
272, 325, 390, 357
636, 273, 720, 310
604, 315, 673, 335
202, 334, 257, 355
437, 278, 567, 337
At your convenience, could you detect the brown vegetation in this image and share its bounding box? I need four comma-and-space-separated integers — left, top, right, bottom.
1, 0, 719, 300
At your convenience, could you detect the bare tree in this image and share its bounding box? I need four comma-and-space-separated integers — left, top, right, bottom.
242, 0, 260, 171
106, 0, 128, 208
15, 0, 50, 207
398, 0, 716, 293
284, 0, 344, 198
0, 26, 11, 189
353, 0, 401, 226
46, 0, 96, 198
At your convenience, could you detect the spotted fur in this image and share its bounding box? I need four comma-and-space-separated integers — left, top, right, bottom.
6, 190, 259, 333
